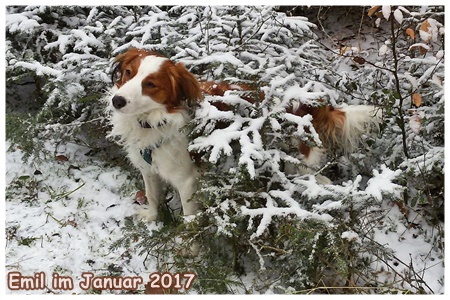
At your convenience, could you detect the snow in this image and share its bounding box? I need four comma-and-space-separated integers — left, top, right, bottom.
282, 82, 328, 106
371, 205, 444, 294
240, 191, 333, 239
182, 52, 245, 68
5, 141, 161, 294
15, 61, 62, 77
403, 72, 419, 90
378, 44, 389, 56
365, 165, 403, 201
399, 147, 444, 176
341, 231, 360, 242
131, 11, 170, 44
393, 8, 403, 24
44, 34, 73, 54
86, 7, 98, 24
189, 110, 242, 163
375, 18, 381, 28
71, 29, 105, 53
381, 6, 391, 21
5, 13, 41, 33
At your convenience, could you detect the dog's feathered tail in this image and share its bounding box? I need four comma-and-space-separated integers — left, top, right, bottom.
338, 105, 383, 152
305, 104, 382, 152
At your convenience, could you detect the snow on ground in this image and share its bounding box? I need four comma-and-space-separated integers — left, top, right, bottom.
4, 138, 445, 294
370, 203, 444, 294
4, 141, 161, 294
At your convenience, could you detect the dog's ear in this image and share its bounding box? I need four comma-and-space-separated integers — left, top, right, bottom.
111, 48, 139, 87
111, 52, 126, 86
170, 63, 204, 106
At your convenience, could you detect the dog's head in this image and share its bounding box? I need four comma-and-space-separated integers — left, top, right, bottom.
110, 48, 203, 114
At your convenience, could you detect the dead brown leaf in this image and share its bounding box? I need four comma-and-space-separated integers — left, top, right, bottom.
395, 200, 409, 219
410, 44, 428, 55
353, 56, 366, 65
412, 93, 422, 107
134, 191, 147, 205
405, 28, 415, 39
419, 20, 431, 43
55, 155, 69, 162
66, 219, 78, 228
368, 6, 381, 17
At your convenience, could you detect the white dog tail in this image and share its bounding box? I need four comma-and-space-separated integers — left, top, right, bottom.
340, 105, 383, 152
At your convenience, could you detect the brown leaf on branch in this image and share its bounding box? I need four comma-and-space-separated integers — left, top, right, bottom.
405, 28, 415, 39
368, 6, 381, 17
410, 44, 428, 55
419, 20, 431, 43
412, 93, 422, 107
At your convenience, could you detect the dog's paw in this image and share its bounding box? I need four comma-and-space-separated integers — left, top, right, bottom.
137, 207, 158, 223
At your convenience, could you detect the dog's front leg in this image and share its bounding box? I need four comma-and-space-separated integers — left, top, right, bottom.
176, 174, 200, 217
138, 171, 164, 222
176, 174, 201, 257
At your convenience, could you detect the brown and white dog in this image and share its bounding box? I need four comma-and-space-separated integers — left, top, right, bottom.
107, 48, 203, 222
106, 47, 381, 223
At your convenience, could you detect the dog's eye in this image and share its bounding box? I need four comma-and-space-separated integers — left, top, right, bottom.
124, 69, 132, 76
145, 81, 156, 88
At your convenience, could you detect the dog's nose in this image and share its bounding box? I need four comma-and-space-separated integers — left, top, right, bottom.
112, 95, 127, 109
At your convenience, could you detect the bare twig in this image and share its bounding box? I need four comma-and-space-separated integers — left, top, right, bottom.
389, 11, 409, 159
